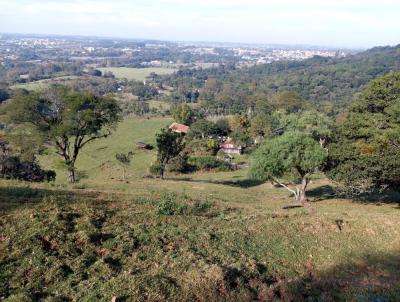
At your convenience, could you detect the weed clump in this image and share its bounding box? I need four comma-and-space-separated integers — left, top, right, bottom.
155, 191, 215, 216
156, 192, 187, 215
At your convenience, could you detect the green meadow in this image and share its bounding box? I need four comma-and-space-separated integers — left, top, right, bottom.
98, 67, 176, 81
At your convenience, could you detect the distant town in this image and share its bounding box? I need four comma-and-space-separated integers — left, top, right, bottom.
0, 33, 353, 77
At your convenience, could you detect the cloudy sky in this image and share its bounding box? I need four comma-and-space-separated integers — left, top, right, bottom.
0, 0, 399, 48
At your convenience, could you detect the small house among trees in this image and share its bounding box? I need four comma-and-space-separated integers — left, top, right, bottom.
169, 122, 190, 135
220, 139, 242, 155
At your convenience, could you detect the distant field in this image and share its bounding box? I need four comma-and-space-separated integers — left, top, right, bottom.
10, 76, 80, 90
98, 67, 176, 81
149, 99, 171, 112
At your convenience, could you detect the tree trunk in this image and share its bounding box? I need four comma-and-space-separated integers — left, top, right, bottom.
160, 163, 165, 179
68, 168, 76, 183
298, 177, 309, 204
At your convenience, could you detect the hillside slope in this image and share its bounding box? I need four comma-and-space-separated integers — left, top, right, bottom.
163, 44, 400, 109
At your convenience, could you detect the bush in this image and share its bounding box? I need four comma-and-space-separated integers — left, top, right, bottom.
190, 156, 232, 171
191, 200, 213, 215
0, 156, 56, 182
155, 192, 214, 216
167, 153, 194, 173
156, 192, 187, 215
149, 162, 162, 177
216, 149, 225, 159
206, 139, 219, 155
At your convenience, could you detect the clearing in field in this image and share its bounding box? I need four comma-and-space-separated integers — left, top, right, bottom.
98, 67, 176, 81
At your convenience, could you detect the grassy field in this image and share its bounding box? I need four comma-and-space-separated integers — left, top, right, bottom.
149, 100, 172, 112
98, 67, 176, 81
1, 117, 400, 301
10, 76, 80, 91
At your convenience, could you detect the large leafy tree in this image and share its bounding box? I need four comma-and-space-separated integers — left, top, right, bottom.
272, 110, 333, 147
155, 128, 185, 179
270, 91, 309, 113
249, 113, 272, 139
6, 86, 121, 182
327, 72, 400, 194
250, 132, 327, 204
171, 103, 194, 125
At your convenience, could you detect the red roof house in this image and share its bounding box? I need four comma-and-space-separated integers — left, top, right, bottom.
169, 122, 190, 134
220, 139, 242, 155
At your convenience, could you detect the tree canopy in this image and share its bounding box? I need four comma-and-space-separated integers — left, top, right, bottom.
250, 132, 327, 203
5, 86, 121, 182
327, 71, 400, 194
171, 103, 195, 125
154, 128, 185, 179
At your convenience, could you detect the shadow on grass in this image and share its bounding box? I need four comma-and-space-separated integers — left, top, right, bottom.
285, 251, 400, 301
307, 185, 336, 201
0, 185, 102, 214
308, 185, 400, 205
169, 177, 265, 188
173, 176, 400, 205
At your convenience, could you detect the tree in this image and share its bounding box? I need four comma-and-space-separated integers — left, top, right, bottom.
250, 132, 327, 204
188, 119, 217, 139
6, 86, 121, 182
250, 113, 271, 138
270, 91, 308, 113
229, 114, 250, 133
271, 110, 332, 147
215, 119, 230, 136
0, 88, 9, 103
155, 128, 185, 179
115, 152, 133, 180
327, 72, 400, 194
171, 103, 194, 125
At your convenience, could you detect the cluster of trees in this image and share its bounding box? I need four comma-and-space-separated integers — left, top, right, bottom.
327, 71, 400, 193
250, 71, 400, 203
4, 62, 85, 84
1, 85, 121, 183
127, 80, 159, 100
160, 45, 400, 114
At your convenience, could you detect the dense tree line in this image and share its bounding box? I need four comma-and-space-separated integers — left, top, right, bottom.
251, 71, 400, 202
161, 45, 400, 114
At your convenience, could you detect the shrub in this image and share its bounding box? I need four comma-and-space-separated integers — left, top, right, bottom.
206, 139, 219, 155
191, 200, 213, 215
156, 192, 187, 215
149, 162, 162, 177
155, 192, 215, 216
190, 156, 232, 171
167, 153, 194, 173
216, 149, 225, 159
0, 155, 56, 182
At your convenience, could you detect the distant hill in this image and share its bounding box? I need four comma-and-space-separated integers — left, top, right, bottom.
244, 44, 400, 105
163, 44, 400, 110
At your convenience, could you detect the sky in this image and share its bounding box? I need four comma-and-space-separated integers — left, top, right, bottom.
0, 0, 399, 48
